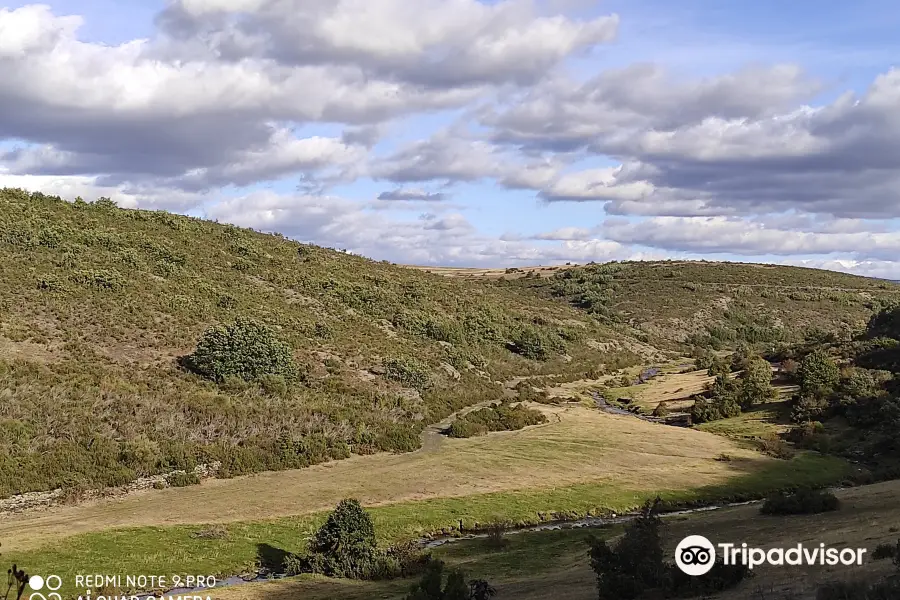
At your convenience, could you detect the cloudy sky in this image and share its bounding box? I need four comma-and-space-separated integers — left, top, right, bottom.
2, 1, 899, 276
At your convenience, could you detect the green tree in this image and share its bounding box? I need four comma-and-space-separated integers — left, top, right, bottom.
184, 317, 298, 383
308, 498, 378, 579
588, 499, 666, 599
738, 357, 776, 410
798, 349, 840, 398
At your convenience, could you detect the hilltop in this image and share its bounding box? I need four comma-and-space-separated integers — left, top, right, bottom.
419, 261, 900, 349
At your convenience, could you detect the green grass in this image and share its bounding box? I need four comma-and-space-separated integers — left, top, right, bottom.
4, 453, 849, 598
695, 400, 793, 440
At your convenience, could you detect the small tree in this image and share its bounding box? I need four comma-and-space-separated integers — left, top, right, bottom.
588, 499, 666, 599
738, 357, 776, 410
184, 317, 298, 383
308, 498, 378, 579
798, 349, 839, 398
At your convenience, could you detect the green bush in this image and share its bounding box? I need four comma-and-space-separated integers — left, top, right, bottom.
307, 498, 379, 579
183, 318, 298, 383
798, 349, 840, 398
383, 357, 431, 390
508, 325, 564, 361
760, 488, 840, 515
447, 404, 547, 438
166, 471, 200, 487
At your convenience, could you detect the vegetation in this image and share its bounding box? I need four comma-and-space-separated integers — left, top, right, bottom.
446, 404, 548, 438
0, 188, 637, 497
404, 560, 495, 600
760, 488, 840, 515
182, 317, 300, 383
588, 499, 748, 599
509, 261, 900, 350
778, 305, 900, 474
306, 499, 380, 579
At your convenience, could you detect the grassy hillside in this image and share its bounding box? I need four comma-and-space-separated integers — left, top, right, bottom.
503, 261, 900, 349
0, 189, 646, 498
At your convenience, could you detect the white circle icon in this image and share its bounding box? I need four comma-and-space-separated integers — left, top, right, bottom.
675, 535, 716, 576
28, 576, 45, 590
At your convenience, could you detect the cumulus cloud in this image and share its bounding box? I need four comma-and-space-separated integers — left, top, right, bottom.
155, 0, 619, 88
601, 216, 900, 260
4, 2, 900, 276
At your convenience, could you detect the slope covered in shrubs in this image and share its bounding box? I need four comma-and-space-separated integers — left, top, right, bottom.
508, 261, 900, 350
0, 188, 640, 498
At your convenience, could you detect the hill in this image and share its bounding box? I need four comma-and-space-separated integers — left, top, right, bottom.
3, 188, 898, 500
0, 188, 650, 498
497, 261, 900, 349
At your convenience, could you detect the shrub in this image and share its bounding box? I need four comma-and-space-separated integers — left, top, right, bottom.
508, 325, 564, 361
383, 357, 432, 390
71, 268, 125, 291
166, 471, 200, 487
760, 488, 840, 515
183, 318, 298, 383
691, 395, 741, 424
799, 349, 840, 398
404, 560, 494, 600
447, 420, 488, 438
872, 540, 898, 561
447, 404, 547, 438
307, 498, 379, 579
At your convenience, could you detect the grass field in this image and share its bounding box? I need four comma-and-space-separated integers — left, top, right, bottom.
1, 404, 781, 552
3, 452, 848, 599
194, 479, 900, 600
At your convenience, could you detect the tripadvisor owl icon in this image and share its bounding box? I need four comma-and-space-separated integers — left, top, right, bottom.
675, 535, 716, 576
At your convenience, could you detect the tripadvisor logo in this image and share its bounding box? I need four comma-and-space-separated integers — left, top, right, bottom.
675, 535, 869, 576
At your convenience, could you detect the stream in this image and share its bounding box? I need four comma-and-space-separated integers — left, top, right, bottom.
137, 499, 759, 598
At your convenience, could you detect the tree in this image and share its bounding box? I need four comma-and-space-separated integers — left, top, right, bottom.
738, 357, 776, 410
798, 349, 840, 398
866, 305, 900, 340
183, 317, 298, 383
308, 498, 378, 579
588, 499, 666, 599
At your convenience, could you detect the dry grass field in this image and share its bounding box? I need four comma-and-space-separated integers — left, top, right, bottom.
0, 404, 769, 552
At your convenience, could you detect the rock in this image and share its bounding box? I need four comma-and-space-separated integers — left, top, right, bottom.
440, 362, 461, 380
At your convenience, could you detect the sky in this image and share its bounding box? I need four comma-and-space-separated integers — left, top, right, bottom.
1, 1, 899, 277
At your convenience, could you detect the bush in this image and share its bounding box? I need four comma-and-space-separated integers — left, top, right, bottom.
508, 325, 564, 361
691, 394, 741, 424
588, 498, 749, 600
446, 404, 547, 438
760, 488, 840, 515
307, 498, 379, 579
872, 540, 899, 561
166, 471, 200, 487
799, 349, 840, 398
404, 559, 495, 600
383, 357, 432, 390
447, 420, 488, 438
183, 318, 298, 383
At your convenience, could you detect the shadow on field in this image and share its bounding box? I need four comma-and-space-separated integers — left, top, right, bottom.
256, 543, 291, 573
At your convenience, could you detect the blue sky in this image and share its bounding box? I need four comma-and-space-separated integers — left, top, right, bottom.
2, 0, 899, 275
